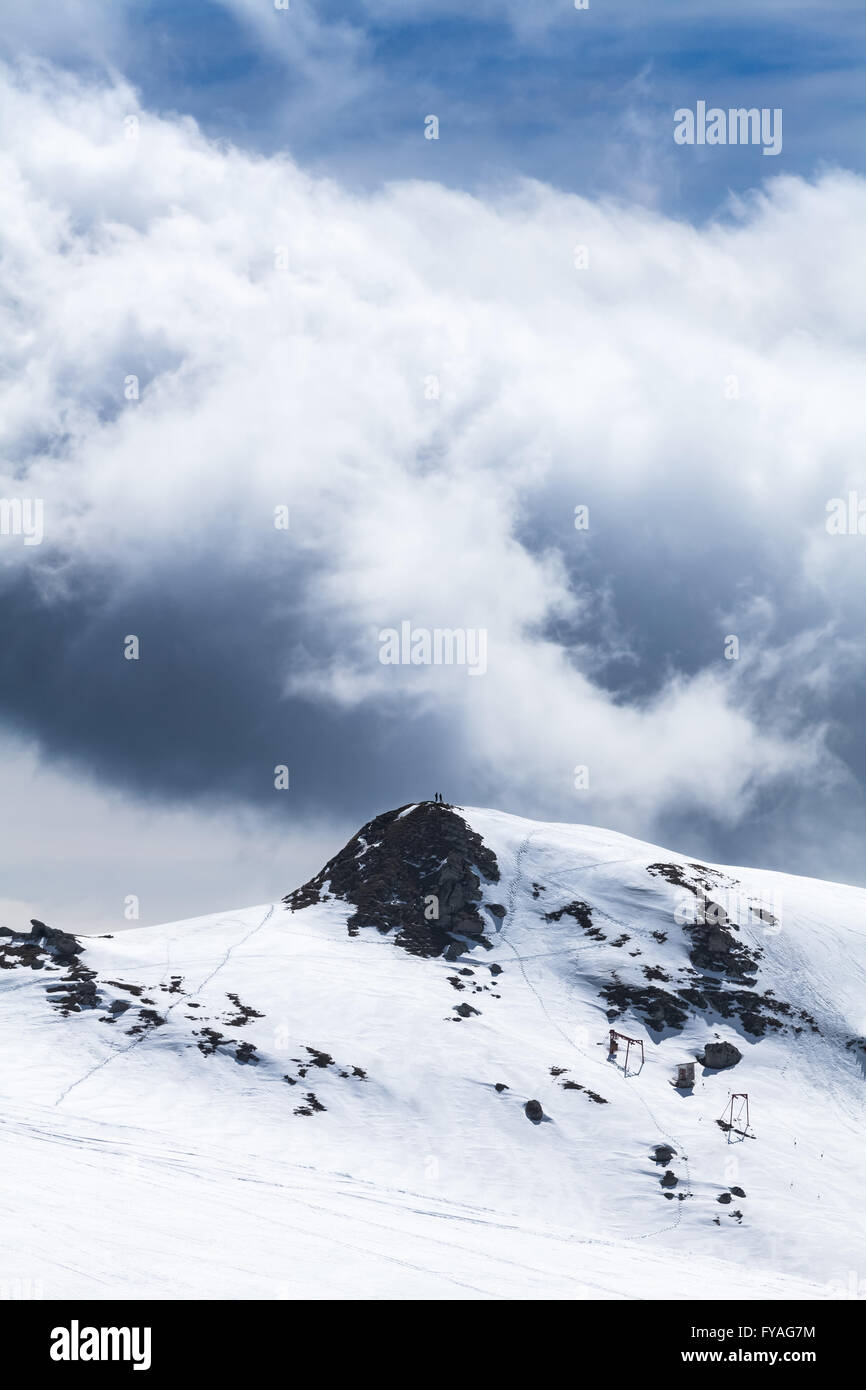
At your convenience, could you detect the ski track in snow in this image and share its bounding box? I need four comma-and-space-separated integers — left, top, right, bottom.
54, 903, 276, 1107
498, 831, 691, 1241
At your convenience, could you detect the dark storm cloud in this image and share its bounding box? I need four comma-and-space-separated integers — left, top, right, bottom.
0, 560, 461, 822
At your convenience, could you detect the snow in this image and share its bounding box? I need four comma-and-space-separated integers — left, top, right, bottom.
1, 807, 864, 1300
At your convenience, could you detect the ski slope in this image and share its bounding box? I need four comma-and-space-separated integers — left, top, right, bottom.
1, 805, 864, 1300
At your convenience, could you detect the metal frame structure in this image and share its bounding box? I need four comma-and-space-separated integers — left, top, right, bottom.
608, 1028, 645, 1069
720, 1091, 751, 1134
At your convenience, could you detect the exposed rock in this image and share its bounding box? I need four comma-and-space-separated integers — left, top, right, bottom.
701, 1040, 743, 1069
283, 803, 500, 957
647, 861, 732, 894
686, 913, 760, 981
454, 1002, 480, 1018
676, 984, 793, 1038
294, 1091, 326, 1116
561, 1080, 608, 1103
524, 1099, 544, 1123
126, 1008, 167, 1036
543, 900, 605, 939
304, 1047, 334, 1068
49, 966, 102, 1015
28, 920, 82, 964
223, 993, 264, 1027
601, 977, 689, 1031
651, 1144, 676, 1165
0, 920, 85, 974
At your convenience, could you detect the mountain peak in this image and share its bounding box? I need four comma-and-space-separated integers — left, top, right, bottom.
284, 801, 503, 957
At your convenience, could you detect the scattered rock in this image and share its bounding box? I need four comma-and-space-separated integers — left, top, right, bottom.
601, 977, 689, 1031
524, 1099, 544, 1123
224, 993, 264, 1027
294, 1091, 326, 1116
651, 1144, 676, 1165
305, 1046, 334, 1068
544, 900, 605, 940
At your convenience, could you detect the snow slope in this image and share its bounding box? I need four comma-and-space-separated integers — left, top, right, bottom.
1, 804, 864, 1300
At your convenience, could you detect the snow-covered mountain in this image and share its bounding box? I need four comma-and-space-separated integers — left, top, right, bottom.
2, 803, 864, 1300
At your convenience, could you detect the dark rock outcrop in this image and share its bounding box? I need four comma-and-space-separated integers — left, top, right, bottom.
0, 921, 102, 1014
27, 920, 82, 964
601, 977, 690, 1031
524, 1099, 544, 1123
283, 802, 500, 957
543, 900, 602, 938
651, 1144, 676, 1165
0, 920, 83, 971
701, 1040, 743, 1069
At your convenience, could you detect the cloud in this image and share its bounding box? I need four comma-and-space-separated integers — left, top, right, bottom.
1, 61, 865, 894
0, 734, 338, 933
5, 1, 866, 221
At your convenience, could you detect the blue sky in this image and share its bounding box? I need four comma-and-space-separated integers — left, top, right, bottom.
6, 1, 866, 215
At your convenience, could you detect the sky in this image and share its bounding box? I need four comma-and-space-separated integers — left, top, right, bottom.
1, 1, 865, 932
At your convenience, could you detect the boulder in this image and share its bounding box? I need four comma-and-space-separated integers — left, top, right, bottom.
524, 1099, 544, 1123
702, 1040, 742, 1069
